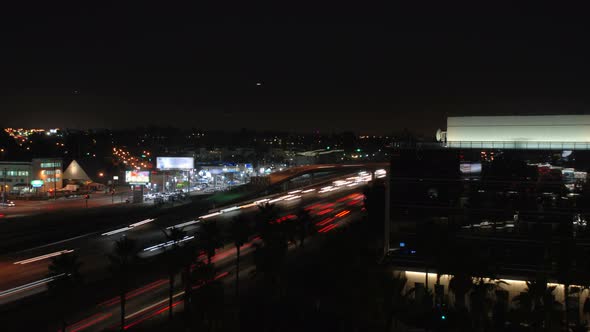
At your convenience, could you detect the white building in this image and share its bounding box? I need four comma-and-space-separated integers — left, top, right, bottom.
440, 115, 590, 149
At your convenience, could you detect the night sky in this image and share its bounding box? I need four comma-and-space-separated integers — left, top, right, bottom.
1, 3, 589, 134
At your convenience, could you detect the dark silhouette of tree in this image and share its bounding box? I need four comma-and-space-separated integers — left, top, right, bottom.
513, 278, 562, 330
254, 203, 289, 301
229, 215, 251, 298
191, 261, 224, 330
162, 227, 187, 321
256, 202, 279, 236
449, 274, 473, 311
47, 252, 83, 332
383, 272, 409, 331
296, 207, 314, 248
108, 236, 138, 331
469, 278, 507, 331
178, 239, 199, 327
198, 220, 223, 265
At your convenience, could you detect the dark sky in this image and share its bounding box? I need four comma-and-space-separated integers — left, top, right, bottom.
1, 3, 589, 134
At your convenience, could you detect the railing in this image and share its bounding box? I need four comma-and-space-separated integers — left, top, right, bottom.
392, 141, 590, 150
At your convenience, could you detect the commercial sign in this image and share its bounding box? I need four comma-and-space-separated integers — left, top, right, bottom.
125, 170, 150, 184
156, 157, 194, 170
31, 180, 44, 188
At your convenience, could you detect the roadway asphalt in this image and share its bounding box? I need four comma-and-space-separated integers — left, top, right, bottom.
0, 172, 374, 331
0, 192, 133, 219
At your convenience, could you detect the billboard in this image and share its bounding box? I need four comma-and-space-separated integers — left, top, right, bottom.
460, 162, 482, 175
31, 180, 44, 188
125, 170, 150, 184
157, 157, 194, 170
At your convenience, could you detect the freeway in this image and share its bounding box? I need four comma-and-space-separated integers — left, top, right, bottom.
0, 170, 376, 327
0, 174, 371, 331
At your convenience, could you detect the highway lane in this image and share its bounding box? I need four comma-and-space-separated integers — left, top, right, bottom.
0, 171, 374, 305
0, 192, 134, 219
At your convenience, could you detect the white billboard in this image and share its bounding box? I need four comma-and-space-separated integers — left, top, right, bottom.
125, 170, 150, 184
157, 157, 194, 170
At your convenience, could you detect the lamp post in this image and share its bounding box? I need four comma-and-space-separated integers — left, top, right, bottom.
3, 167, 6, 204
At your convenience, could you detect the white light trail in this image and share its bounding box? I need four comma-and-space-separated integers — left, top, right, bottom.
167, 220, 200, 230
302, 188, 316, 193
0, 274, 65, 298
199, 212, 221, 219
129, 218, 156, 228
101, 227, 131, 236
288, 190, 302, 194
13, 250, 75, 265
220, 206, 240, 213
285, 195, 302, 201
143, 236, 195, 252
239, 202, 258, 209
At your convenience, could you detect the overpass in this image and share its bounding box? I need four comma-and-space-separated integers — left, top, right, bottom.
268, 163, 388, 186
207, 163, 388, 207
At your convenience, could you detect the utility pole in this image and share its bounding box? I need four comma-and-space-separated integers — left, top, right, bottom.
384, 172, 391, 256
53, 162, 57, 200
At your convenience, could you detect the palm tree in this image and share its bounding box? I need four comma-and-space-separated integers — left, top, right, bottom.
449, 274, 473, 311
191, 260, 223, 329
198, 220, 223, 265
256, 202, 279, 236
47, 252, 83, 332
178, 239, 199, 327
513, 278, 562, 331
296, 208, 313, 248
108, 236, 138, 331
469, 278, 507, 330
162, 227, 187, 321
229, 215, 250, 298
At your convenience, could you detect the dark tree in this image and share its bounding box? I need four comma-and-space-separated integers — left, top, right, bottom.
198, 220, 223, 265
229, 215, 251, 298
162, 227, 188, 321
296, 207, 314, 248
47, 252, 83, 332
108, 236, 138, 331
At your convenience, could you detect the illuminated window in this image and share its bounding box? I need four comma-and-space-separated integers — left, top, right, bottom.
17, 171, 29, 176
40, 162, 61, 168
